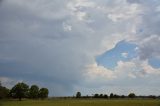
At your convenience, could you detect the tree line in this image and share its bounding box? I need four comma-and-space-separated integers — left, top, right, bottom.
75, 92, 159, 99
1, 81, 159, 100
0, 82, 49, 101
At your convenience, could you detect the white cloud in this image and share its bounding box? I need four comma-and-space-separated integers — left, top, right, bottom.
140, 60, 160, 75
67, 0, 96, 10
121, 52, 128, 58
84, 58, 160, 88
107, 2, 142, 22
67, 0, 95, 21
63, 22, 72, 32
128, 73, 136, 78
0, 77, 19, 88
137, 35, 160, 60
85, 63, 116, 80
77, 0, 160, 95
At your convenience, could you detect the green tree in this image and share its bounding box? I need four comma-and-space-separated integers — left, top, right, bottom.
76, 92, 81, 98
128, 93, 136, 98
94, 94, 99, 98
39, 88, 49, 99
99, 94, 103, 98
10, 82, 29, 101
113, 94, 120, 98
110, 93, 114, 98
29, 85, 39, 99
104, 94, 108, 98
0, 82, 9, 99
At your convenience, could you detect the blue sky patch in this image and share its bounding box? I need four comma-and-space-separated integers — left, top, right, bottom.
149, 58, 160, 69
96, 40, 138, 70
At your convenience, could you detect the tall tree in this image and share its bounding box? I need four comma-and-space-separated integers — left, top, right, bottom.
99, 94, 103, 98
0, 82, 9, 99
110, 93, 114, 98
94, 94, 99, 98
104, 94, 108, 98
29, 85, 39, 99
10, 82, 29, 101
128, 93, 136, 98
76, 92, 81, 98
39, 88, 49, 99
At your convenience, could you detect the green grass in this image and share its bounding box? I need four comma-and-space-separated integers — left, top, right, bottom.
1, 99, 160, 106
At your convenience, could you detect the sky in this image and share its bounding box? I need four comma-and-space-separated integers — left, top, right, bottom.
0, 0, 160, 96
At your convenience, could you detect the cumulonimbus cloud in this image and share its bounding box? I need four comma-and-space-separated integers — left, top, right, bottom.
0, 0, 160, 96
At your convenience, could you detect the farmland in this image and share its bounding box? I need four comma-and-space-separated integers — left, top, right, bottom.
1, 99, 160, 106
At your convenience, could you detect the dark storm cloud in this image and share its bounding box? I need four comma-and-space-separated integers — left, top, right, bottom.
0, 0, 86, 96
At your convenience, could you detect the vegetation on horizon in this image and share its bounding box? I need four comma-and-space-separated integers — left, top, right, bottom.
0, 81, 160, 101
0, 81, 49, 100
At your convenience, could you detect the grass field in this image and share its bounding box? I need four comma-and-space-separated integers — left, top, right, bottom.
1, 99, 160, 106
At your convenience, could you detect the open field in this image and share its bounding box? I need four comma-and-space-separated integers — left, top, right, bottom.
1, 99, 160, 106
